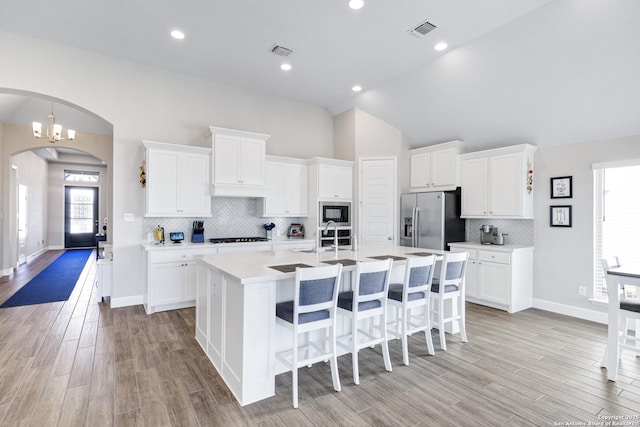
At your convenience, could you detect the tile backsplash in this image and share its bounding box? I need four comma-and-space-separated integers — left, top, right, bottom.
143, 198, 306, 241
466, 219, 534, 246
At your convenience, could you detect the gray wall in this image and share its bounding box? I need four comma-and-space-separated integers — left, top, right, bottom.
533, 136, 640, 321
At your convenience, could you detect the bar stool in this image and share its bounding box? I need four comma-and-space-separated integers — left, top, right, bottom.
430, 251, 468, 351
387, 255, 436, 365
275, 264, 343, 408
336, 259, 393, 385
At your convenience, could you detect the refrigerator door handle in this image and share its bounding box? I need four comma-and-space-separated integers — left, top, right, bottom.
414, 207, 420, 248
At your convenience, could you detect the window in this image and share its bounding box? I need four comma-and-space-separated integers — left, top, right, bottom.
64, 170, 99, 182
593, 162, 640, 299
68, 188, 96, 233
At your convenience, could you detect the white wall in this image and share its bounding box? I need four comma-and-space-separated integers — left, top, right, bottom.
0, 31, 334, 306
333, 108, 402, 240
12, 151, 47, 258
533, 136, 640, 321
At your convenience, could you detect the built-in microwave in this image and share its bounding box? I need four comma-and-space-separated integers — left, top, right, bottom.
319, 201, 351, 227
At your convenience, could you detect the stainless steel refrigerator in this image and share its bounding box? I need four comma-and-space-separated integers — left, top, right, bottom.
400, 191, 465, 250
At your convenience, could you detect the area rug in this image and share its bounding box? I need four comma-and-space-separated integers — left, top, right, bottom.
0, 249, 92, 308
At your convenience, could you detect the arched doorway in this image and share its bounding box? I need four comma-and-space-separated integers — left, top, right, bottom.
0, 90, 113, 273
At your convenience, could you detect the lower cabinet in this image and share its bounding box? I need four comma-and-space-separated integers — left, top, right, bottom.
145, 241, 314, 314
96, 259, 112, 300
145, 247, 216, 314
449, 243, 533, 313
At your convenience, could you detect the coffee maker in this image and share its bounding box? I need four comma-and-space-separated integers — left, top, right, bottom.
479, 225, 507, 245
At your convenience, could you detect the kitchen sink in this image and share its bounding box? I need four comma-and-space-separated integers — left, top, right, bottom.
322, 259, 357, 266
294, 248, 348, 254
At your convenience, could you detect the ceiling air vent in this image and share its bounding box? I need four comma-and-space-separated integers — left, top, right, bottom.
409, 20, 437, 38
269, 44, 294, 57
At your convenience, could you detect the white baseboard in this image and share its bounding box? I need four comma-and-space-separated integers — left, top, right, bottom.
48, 245, 64, 250
110, 295, 144, 309
533, 298, 607, 324
1, 267, 13, 277
27, 248, 47, 263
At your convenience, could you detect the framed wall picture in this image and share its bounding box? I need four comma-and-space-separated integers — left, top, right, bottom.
550, 205, 572, 227
550, 176, 572, 199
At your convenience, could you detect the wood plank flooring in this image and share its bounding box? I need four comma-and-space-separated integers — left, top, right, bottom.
1, 251, 639, 426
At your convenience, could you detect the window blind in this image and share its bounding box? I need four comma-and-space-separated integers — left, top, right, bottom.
593, 164, 640, 299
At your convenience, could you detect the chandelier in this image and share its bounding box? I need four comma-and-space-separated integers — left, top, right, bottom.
32, 102, 76, 143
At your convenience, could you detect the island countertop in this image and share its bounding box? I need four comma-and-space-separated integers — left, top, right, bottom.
194, 242, 450, 406
196, 243, 445, 285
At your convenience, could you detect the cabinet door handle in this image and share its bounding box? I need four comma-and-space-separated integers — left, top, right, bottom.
334, 194, 339, 198
238, 180, 244, 183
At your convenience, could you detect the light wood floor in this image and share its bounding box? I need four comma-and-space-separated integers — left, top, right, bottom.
1, 252, 639, 426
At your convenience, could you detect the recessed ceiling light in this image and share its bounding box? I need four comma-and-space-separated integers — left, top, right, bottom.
280, 63, 292, 71
434, 42, 448, 51
352, 85, 362, 92
348, 0, 364, 10
170, 30, 185, 40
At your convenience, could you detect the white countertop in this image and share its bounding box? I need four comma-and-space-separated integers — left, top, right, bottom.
143, 238, 315, 251
448, 241, 534, 251
197, 244, 445, 285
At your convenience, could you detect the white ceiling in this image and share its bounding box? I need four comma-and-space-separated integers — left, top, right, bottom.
1, 0, 639, 151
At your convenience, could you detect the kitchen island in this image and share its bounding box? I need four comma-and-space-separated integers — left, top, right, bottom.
194, 244, 446, 406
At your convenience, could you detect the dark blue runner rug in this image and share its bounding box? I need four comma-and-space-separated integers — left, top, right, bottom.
0, 249, 92, 308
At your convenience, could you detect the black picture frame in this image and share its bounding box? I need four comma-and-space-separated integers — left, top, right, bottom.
550, 205, 572, 227
550, 176, 572, 199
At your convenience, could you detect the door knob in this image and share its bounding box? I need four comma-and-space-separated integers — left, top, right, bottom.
388, 236, 392, 240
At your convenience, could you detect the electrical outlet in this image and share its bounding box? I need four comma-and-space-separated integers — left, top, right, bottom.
578, 286, 587, 297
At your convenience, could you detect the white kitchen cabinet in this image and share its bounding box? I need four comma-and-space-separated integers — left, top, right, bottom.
95, 259, 112, 300
317, 161, 353, 200
449, 243, 533, 313
143, 140, 211, 217
410, 140, 465, 192
207, 126, 270, 197
460, 144, 537, 219
144, 246, 218, 314
259, 156, 308, 217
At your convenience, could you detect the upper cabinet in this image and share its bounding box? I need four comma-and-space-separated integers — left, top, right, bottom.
460, 144, 537, 219
206, 126, 270, 197
409, 140, 465, 192
313, 158, 354, 200
259, 156, 308, 217
143, 141, 212, 217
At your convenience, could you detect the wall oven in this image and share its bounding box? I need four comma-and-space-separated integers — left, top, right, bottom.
319, 228, 352, 247
319, 202, 351, 227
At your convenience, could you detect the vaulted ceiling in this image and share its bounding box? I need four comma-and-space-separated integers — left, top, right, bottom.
1, 0, 639, 152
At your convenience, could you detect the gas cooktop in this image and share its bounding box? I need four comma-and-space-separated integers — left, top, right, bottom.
209, 237, 268, 244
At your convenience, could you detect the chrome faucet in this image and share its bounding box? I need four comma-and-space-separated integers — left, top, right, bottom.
323, 220, 339, 253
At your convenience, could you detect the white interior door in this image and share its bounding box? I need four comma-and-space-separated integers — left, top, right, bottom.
17, 184, 28, 266
359, 158, 396, 245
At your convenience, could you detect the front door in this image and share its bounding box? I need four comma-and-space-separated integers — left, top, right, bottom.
359, 158, 397, 245
65, 186, 99, 248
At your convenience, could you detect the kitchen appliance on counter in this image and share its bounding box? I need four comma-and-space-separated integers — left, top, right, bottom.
154, 225, 165, 244
479, 225, 508, 245
169, 232, 184, 243
288, 223, 305, 239
209, 237, 268, 244
400, 191, 465, 251
319, 201, 351, 227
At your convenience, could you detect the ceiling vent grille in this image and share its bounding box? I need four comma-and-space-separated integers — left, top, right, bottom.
409, 20, 437, 38
269, 44, 294, 57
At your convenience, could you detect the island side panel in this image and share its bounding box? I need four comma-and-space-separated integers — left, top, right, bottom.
223, 275, 276, 406
195, 264, 209, 352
